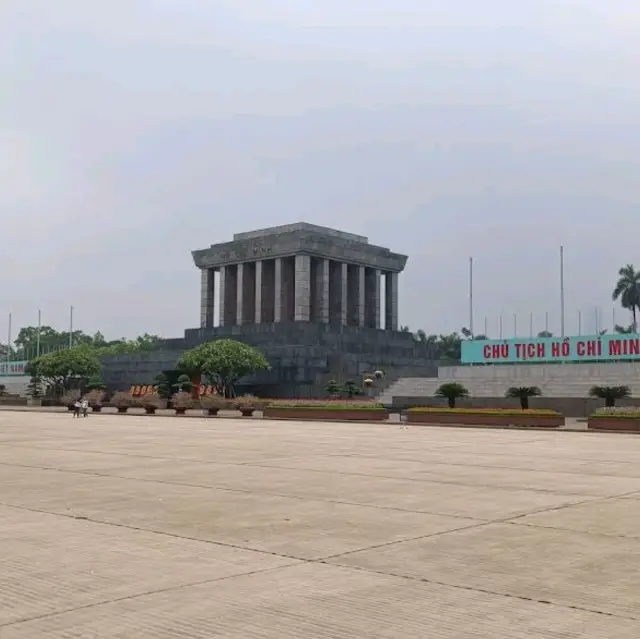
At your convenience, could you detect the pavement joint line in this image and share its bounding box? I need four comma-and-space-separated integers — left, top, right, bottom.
0, 562, 299, 630
4, 439, 640, 483
0, 461, 490, 522
321, 560, 639, 622
507, 520, 640, 542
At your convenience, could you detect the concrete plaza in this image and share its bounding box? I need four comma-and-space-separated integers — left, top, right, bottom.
1, 412, 639, 637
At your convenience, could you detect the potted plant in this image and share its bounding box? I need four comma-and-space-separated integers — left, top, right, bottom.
233, 394, 262, 417
111, 391, 136, 414
505, 386, 542, 410
172, 391, 195, 415
141, 391, 165, 415
435, 382, 469, 408
86, 389, 106, 412
325, 379, 340, 397
61, 390, 81, 411
200, 393, 229, 416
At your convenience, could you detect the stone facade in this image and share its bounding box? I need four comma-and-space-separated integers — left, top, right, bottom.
99, 223, 438, 396
192, 222, 406, 330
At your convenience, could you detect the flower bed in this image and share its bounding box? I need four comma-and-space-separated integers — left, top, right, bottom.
588, 407, 640, 432
263, 400, 388, 421
405, 407, 564, 428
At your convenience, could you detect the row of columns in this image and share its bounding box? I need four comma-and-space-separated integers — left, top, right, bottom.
200, 256, 398, 330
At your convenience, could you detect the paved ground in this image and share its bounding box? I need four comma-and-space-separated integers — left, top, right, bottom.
1, 413, 639, 637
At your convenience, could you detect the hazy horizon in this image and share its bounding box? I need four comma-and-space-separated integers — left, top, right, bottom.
2, 1, 638, 342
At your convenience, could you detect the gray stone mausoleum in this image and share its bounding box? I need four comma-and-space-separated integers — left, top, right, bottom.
100, 223, 437, 396
193, 222, 404, 331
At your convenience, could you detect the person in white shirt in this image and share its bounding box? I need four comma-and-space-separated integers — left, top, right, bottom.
73, 399, 81, 418
81, 398, 89, 417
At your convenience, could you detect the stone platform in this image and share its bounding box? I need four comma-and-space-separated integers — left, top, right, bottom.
1, 412, 639, 637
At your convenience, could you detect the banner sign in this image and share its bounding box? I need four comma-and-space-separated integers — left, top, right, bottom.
461, 334, 640, 364
0, 360, 28, 376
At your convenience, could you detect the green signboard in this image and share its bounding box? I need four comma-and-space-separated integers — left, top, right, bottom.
461, 334, 640, 364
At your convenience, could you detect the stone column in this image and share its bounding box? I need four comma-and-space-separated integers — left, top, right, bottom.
274, 257, 283, 323
365, 268, 381, 328
236, 262, 244, 325
385, 271, 398, 331
340, 262, 348, 326
200, 268, 214, 328
357, 265, 365, 326
294, 255, 311, 321
315, 258, 330, 323
218, 266, 226, 327
254, 260, 263, 324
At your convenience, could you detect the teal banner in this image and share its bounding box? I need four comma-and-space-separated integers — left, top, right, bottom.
461, 334, 640, 364
0, 360, 28, 376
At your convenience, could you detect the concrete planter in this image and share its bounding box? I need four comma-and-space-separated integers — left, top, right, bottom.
588, 417, 640, 432
264, 407, 389, 421
406, 411, 564, 428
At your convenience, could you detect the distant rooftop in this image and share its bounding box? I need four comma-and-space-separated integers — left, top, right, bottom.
232, 222, 368, 245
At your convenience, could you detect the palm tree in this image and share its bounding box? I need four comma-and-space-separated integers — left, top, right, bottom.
505, 386, 542, 410
612, 264, 640, 332
588, 385, 631, 408
537, 330, 553, 338
615, 324, 635, 334
435, 382, 469, 408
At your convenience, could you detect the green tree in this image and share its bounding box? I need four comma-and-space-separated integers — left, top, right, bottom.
27, 347, 100, 396
26, 376, 43, 398
615, 324, 635, 334
173, 373, 193, 393
342, 380, 360, 398
178, 339, 269, 398
505, 386, 542, 410
613, 264, 640, 332
435, 382, 469, 408
325, 379, 340, 396
537, 330, 553, 338
153, 373, 171, 399
85, 376, 106, 390
588, 385, 631, 408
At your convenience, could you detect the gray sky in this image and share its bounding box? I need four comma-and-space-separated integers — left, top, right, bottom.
1, 1, 638, 341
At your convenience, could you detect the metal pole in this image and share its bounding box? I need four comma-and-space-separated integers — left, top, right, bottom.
69, 306, 73, 348
36, 309, 41, 359
484, 316, 488, 337
529, 312, 533, 338
594, 307, 599, 334
7, 313, 11, 365
499, 315, 503, 339
578, 310, 582, 336
612, 306, 616, 332
469, 257, 474, 337
513, 314, 517, 337
560, 245, 565, 337
545, 311, 549, 333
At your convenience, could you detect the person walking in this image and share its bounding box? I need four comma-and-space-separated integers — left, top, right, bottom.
81, 397, 89, 418
73, 399, 81, 418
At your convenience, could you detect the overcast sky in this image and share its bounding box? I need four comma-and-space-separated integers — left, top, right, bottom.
1, 1, 638, 341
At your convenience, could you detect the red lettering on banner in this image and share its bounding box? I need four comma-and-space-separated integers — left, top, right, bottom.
587, 340, 599, 357
631, 339, 640, 355
551, 342, 560, 357
610, 340, 622, 356
483, 344, 509, 360
483, 345, 490, 358
515, 344, 522, 359
577, 341, 585, 357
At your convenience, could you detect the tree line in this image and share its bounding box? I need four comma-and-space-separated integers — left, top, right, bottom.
0, 325, 163, 361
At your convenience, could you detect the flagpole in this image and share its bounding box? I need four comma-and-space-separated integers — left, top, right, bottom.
560, 245, 565, 337
499, 315, 503, 339
469, 257, 474, 337
578, 310, 582, 336
69, 306, 73, 348
36, 309, 41, 358
529, 312, 533, 338
484, 316, 488, 337
7, 313, 11, 365
513, 314, 517, 338
545, 311, 549, 334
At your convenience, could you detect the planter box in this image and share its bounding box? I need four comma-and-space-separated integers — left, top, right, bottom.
264, 407, 389, 421
406, 411, 564, 428
588, 417, 640, 432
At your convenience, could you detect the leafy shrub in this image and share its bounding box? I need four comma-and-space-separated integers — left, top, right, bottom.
505, 386, 542, 410
60, 389, 81, 406
233, 394, 263, 410
111, 391, 138, 408
435, 382, 469, 408
86, 389, 106, 407
407, 407, 560, 416
589, 385, 631, 407
200, 394, 231, 410
592, 406, 640, 418
172, 391, 195, 409
140, 392, 166, 410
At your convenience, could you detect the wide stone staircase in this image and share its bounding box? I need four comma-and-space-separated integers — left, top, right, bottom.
377, 362, 640, 404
